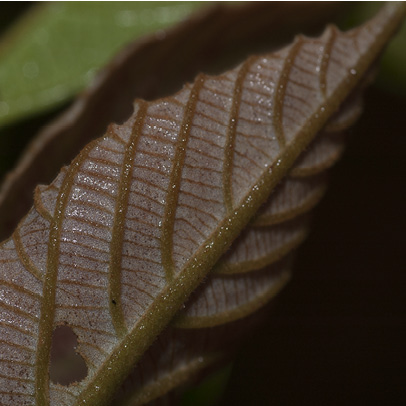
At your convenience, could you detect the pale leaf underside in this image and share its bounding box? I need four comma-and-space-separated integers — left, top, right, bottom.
0, 2, 347, 241
0, 4, 404, 406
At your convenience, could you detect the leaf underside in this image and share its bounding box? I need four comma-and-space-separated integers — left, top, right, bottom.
0, 3, 404, 406
0, 1, 346, 241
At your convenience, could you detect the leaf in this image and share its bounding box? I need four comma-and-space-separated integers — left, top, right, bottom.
220, 90, 406, 406
0, 2, 203, 127
0, 1, 346, 240
110, 80, 366, 406
0, 3, 404, 406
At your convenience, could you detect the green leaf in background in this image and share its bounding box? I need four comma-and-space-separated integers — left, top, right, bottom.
181, 364, 233, 406
0, 2, 202, 127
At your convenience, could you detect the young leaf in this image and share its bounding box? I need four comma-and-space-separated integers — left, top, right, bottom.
0, 3, 404, 406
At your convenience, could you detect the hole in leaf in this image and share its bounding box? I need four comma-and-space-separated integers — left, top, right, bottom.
50, 325, 88, 385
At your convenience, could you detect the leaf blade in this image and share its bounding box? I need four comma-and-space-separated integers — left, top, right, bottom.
64, 6, 406, 404
0, 2, 348, 240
